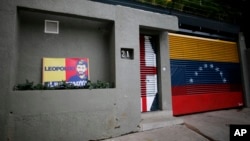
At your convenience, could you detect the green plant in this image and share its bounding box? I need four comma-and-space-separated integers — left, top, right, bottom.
87, 80, 111, 89
13, 79, 34, 90
33, 83, 45, 90
13, 79, 112, 90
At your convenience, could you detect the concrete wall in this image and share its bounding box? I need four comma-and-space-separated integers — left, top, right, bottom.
17, 8, 114, 84
0, 0, 178, 141
238, 33, 250, 107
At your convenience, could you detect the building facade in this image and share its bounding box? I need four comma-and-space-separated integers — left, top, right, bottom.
0, 0, 249, 141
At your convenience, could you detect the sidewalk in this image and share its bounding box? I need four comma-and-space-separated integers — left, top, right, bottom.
103, 107, 250, 141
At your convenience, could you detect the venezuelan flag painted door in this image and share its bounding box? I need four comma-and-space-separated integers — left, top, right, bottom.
140, 34, 159, 112
169, 33, 243, 116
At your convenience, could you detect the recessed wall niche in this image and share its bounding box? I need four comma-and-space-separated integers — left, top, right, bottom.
17, 8, 115, 87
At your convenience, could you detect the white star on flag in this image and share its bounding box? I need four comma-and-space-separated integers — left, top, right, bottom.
195, 71, 198, 76
189, 78, 194, 83
220, 72, 223, 76
215, 67, 220, 72
223, 78, 227, 83
199, 67, 203, 71
210, 64, 214, 68
204, 64, 208, 68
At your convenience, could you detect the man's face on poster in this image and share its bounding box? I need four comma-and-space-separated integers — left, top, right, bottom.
76, 64, 87, 75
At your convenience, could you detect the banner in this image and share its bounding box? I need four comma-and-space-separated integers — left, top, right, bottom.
42, 58, 89, 87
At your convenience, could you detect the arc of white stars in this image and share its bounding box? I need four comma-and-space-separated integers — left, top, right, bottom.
189, 63, 228, 84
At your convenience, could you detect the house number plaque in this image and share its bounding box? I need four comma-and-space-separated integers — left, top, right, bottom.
121, 48, 134, 60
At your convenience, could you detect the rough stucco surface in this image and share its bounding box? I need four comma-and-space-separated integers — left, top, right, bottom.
10, 90, 118, 141
0, 1, 18, 141
0, 0, 178, 141
239, 33, 250, 107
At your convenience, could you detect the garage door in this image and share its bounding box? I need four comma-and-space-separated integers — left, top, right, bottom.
169, 33, 243, 116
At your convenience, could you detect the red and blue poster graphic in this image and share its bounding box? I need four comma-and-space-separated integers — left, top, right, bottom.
42, 58, 89, 87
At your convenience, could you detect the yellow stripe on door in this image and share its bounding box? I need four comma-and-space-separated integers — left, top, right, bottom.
169, 33, 239, 63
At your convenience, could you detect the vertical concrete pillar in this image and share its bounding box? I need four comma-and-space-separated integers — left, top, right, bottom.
0, 4, 18, 141
238, 32, 250, 107
113, 5, 141, 134
158, 31, 172, 111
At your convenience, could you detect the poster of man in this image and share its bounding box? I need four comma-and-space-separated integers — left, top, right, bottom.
42, 57, 90, 87
67, 59, 89, 87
